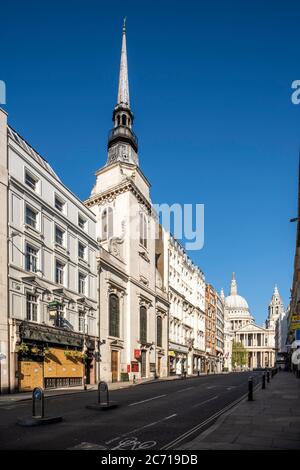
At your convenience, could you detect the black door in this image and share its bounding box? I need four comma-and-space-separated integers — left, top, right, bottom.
141, 351, 147, 378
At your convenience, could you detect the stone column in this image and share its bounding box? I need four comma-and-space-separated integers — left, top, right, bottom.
0, 108, 8, 393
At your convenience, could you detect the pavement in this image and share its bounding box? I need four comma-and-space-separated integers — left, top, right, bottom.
0, 371, 258, 450
0, 372, 219, 403
179, 371, 300, 450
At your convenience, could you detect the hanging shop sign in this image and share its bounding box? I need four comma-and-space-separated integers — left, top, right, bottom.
291, 315, 300, 322
48, 301, 60, 311
134, 349, 141, 359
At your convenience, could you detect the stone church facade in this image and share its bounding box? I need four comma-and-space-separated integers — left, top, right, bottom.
84, 20, 169, 382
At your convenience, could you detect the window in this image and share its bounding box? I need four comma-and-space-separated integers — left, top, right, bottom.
26, 293, 38, 322
140, 306, 147, 344
78, 311, 85, 333
25, 171, 38, 191
101, 207, 113, 241
55, 260, 64, 285
55, 226, 64, 246
157, 316, 163, 348
78, 242, 85, 260
109, 294, 120, 338
78, 215, 86, 230
25, 244, 38, 273
55, 195, 65, 212
78, 272, 86, 295
25, 206, 38, 229
55, 304, 64, 327
139, 213, 147, 249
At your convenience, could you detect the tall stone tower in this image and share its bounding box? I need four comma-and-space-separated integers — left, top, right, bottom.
85, 20, 169, 383
266, 286, 284, 330
107, 18, 138, 167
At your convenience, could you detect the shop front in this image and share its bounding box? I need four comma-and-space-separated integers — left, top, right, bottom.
16, 321, 96, 391
168, 342, 189, 376
192, 351, 206, 374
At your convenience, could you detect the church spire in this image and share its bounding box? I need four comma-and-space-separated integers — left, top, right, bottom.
107, 18, 139, 166
117, 17, 130, 108
230, 272, 238, 295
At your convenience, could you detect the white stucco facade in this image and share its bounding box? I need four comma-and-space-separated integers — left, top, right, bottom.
6, 125, 98, 392
168, 235, 206, 376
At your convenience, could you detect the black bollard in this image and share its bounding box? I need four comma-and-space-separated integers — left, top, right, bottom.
17, 387, 62, 426
262, 373, 266, 389
248, 376, 253, 401
86, 381, 118, 411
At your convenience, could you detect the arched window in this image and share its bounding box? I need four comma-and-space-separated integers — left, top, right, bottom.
140, 306, 147, 344
139, 213, 147, 249
101, 207, 114, 241
122, 114, 127, 126
157, 316, 162, 347
117, 115, 121, 126
109, 294, 120, 338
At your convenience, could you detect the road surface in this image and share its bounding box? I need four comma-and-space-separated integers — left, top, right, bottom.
0, 372, 261, 450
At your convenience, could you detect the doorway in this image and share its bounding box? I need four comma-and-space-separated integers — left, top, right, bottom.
141, 350, 147, 378
111, 350, 119, 382
157, 357, 162, 377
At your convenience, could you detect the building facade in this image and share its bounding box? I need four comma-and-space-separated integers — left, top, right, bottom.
168, 235, 206, 376
85, 21, 169, 383
215, 292, 225, 372
224, 274, 276, 370
6, 124, 98, 392
287, 162, 300, 367
0, 108, 9, 393
205, 284, 217, 373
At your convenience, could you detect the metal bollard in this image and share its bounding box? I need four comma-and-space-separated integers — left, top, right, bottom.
262, 373, 266, 389
87, 381, 118, 410
248, 376, 254, 401
32, 387, 44, 419
17, 387, 62, 426
267, 370, 270, 383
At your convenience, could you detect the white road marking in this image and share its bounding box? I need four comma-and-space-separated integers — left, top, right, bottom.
128, 394, 166, 407
206, 385, 217, 389
68, 442, 107, 450
192, 395, 219, 408
176, 386, 194, 393
105, 414, 177, 445
162, 384, 261, 449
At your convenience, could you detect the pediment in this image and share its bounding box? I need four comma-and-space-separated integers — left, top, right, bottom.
236, 322, 267, 333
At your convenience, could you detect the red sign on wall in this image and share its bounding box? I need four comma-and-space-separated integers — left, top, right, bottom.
127, 364, 131, 373
134, 349, 141, 359
131, 362, 139, 372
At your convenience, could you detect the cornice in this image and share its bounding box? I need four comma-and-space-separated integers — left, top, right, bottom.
85, 179, 152, 215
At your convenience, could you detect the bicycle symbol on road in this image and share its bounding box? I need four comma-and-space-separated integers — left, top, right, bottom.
111, 437, 157, 450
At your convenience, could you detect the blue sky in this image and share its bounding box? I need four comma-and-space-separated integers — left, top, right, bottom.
1, 0, 299, 324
